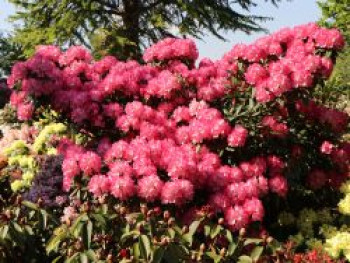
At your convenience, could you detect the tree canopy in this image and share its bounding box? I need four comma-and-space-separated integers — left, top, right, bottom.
318, 0, 349, 110
9, 0, 283, 59
0, 33, 24, 78
318, 0, 350, 43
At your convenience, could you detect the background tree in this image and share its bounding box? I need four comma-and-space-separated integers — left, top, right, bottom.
0, 33, 23, 78
317, 0, 349, 111
319, 0, 350, 86
8, 0, 283, 59
318, 0, 349, 42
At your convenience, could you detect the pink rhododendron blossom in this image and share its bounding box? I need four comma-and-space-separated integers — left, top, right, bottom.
161, 180, 194, 206
137, 175, 164, 202
225, 206, 250, 231
227, 125, 248, 147
88, 175, 110, 196
143, 38, 199, 63
7, 23, 349, 232
320, 141, 334, 155
109, 176, 135, 200
269, 175, 288, 197
245, 63, 268, 85
243, 198, 264, 221
79, 151, 102, 176
17, 102, 34, 121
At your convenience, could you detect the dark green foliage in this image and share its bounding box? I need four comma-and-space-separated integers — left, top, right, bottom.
8, 0, 284, 59
0, 33, 24, 78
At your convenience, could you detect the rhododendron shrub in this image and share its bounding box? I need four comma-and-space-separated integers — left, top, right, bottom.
7, 23, 350, 233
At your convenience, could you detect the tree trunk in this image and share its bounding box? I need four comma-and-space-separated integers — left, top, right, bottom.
121, 0, 141, 59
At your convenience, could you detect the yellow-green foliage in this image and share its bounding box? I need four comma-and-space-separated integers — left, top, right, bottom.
338, 180, 350, 215
277, 208, 334, 249
324, 231, 350, 261
2, 140, 29, 156
33, 123, 66, 153
6, 154, 37, 192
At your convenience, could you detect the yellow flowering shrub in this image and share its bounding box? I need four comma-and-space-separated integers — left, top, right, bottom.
1, 122, 67, 192
339, 180, 350, 215
324, 231, 350, 261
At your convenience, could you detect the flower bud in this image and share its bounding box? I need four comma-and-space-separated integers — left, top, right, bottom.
182, 226, 189, 234
220, 248, 227, 257
167, 218, 175, 227
239, 228, 246, 237
119, 206, 127, 215
140, 204, 148, 215
67, 248, 74, 257
266, 236, 274, 244
163, 210, 171, 220
160, 237, 169, 246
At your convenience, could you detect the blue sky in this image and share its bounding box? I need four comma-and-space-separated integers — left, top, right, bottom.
0, 0, 321, 59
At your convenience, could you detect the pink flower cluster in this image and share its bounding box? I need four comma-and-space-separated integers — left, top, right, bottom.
7, 23, 344, 127
261, 116, 289, 137
60, 133, 288, 231
222, 23, 343, 102
296, 100, 349, 133
307, 142, 350, 190
143, 38, 199, 63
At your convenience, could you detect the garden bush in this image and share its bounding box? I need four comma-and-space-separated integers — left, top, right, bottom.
0, 23, 349, 262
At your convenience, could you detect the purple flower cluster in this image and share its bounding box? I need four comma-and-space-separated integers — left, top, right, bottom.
23, 155, 67, 208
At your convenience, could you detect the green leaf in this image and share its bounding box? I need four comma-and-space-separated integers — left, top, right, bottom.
1, 225, 9, 239
153, 247, 165, 263
91, 214, 106, 228
52, 256, 63, 263
204, 225, 211, 237
182, 219, 202, 244
250, 246, 264, 261
163, 244, 187, 263
66, 252, 79, 263
85, 250, 97, 261
206, 251, 222, 263
243, 238, 262, 246
24, 225, 34, 235
46, 230, 67, 253
80, 253, 88, 263
210, 225, 223, 239
87, 221, 92, 248
139, 234, 151, 260
121, 230, 140, 242
12, 222, 23, 233
133, 242, 140, 260
226, 230, 233, 243
168, 228, 176, 239
40, 209, 48, 229
70, 214, 88, 237
22, 200, 39, 210
189, 220, 201, 235
82, 220, 92, 249
248, 98, 254, 110
238, 255, 253, 263
227, 243, 237, 256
